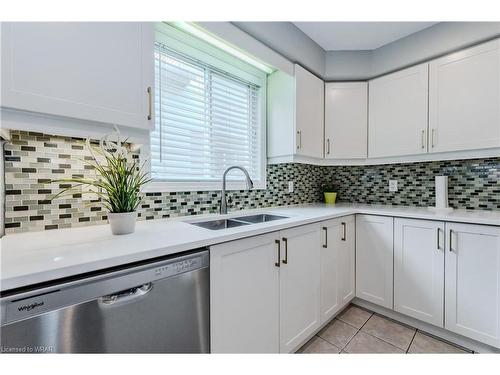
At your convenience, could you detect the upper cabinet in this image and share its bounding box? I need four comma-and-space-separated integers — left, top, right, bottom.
368, 64, 429, 158
268, 64, 324, 160
294, 65, 325, 159
1, 22, 154, 130
324, 82, 367, 159
429, 39, 500, 153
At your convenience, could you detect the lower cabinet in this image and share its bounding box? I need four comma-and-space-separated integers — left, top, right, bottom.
210, 223, 321, 353
356, 215, 394, 309
279, 224, 321, 353
445, 222, 500, 348
211, 215, 500, 352
320, 215, 355, 324
210, 232, 280, 353
394, 218, 445, 327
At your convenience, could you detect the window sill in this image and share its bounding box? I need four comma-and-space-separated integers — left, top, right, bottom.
141, 180, 266, 193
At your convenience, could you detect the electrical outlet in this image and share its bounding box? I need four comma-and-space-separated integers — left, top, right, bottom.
389, 180, 398, 192
288, 181, 294, 193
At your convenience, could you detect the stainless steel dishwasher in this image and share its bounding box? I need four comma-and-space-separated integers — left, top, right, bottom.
0, 249, 210, 353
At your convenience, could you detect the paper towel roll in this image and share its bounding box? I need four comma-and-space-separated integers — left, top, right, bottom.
435, 175, 449, 209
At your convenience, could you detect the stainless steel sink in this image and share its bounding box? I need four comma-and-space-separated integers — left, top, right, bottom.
190, 219, 250, 230
190, 213, 288, 230
232, 214, 288, 223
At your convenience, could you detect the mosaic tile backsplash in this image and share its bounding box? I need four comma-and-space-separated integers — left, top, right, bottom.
3, 131, 500, 233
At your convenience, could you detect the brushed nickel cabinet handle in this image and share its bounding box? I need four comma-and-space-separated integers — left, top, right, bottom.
296, 131, 300, 150
322, 227, 328, 248
326, 138, 331, 155
282, 237, 288, 264
341, 222, 346, 241
147, 86, 152, 120
275, 239, 281, 267
431, 129, 436, 148
449, 229, 453, 252
421, 130, 425, 149
437, 227, 441, 250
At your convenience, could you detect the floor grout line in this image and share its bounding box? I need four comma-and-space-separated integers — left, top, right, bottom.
406, 329, 418, 353
298, 304, 474, 354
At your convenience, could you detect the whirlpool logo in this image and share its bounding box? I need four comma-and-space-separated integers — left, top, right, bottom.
17, 301, 44, 312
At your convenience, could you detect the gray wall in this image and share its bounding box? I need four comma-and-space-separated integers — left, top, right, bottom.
371, 22, 500, 78
229, 21, 500, 80
324, 50, 372, 80
325, 22, 500, 80
232, 22, 325, 77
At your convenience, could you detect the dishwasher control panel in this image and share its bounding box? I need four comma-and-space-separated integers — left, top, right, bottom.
154, 257, 203, 279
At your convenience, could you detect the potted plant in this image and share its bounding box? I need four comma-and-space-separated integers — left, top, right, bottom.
320, 182, 337, 204
51, 129, 151, 235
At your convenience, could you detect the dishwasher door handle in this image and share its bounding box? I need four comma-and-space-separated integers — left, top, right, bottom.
99, 283, 153, 305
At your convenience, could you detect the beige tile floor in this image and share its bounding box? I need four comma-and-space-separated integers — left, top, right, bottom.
297, 304, 473, 354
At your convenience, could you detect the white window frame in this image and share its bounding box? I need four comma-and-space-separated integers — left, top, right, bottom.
143, 23, 267, 193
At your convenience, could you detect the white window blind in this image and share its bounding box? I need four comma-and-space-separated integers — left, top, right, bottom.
151, 42, 262, 186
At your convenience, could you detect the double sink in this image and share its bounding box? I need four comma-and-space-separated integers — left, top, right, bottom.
190, 214, 288, 230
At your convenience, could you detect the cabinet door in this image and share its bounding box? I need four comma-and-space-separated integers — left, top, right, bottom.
368, 64, 429, 158
210, 233, 280, 353
1, 22, 154, 130
445, 223, 500, 348
356, 215, 394, 309
394, 218, 444, 327
429, 39, 500, 153
280, 223, 321, 353
295, 64, 324, 159
320, 216, 356, 325
338, 216, 356, 307
324, 82, 367, 159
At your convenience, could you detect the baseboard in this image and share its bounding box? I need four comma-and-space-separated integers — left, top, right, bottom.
352, 298, 500, 354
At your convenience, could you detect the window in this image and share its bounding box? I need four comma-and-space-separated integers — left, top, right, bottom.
149, 34, 266, 191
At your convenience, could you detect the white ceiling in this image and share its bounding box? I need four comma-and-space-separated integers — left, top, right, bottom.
293, 22, 438, 51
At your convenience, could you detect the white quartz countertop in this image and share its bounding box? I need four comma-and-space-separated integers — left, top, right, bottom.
2, 203, 500, 292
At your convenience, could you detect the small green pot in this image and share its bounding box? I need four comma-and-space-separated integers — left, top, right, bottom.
324, 192, 337, 204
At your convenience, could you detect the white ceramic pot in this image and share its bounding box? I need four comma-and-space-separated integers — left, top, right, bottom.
108, 212, 137, 235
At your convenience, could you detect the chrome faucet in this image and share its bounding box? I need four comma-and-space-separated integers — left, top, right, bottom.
220, 166, 254, 215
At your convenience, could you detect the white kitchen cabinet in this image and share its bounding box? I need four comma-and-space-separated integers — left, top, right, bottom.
1, 22, 154, 130
267, 64, 324, 160
324, 82, 367, 159
394, 218, 445, 327
356, 215, 394, 309
445, 222, 500, 348
279, 223, 321, 353
429, 39, 500, 153
368, 64, 429, 158
210, 223, 321, 353
295, 65, 325, 159
320, 215, 355, 324
210, 233, 280, 353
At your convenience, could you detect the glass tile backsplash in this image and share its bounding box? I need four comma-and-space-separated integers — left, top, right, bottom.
4, 131, 500, 233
